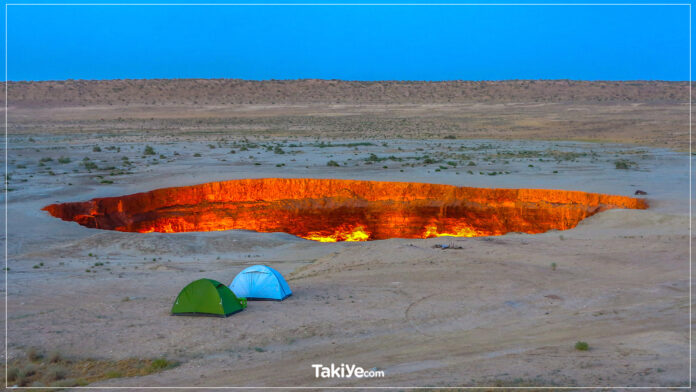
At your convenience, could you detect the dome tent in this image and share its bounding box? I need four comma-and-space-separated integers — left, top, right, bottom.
172, 278, 246, 317
229, 265, 292, 301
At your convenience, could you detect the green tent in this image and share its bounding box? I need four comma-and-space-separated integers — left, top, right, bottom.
171, 278, 246, 317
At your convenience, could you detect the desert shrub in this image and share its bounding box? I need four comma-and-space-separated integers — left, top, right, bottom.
143, 146, 156, 155
27, 348, 42, 362
52, 378, 88, 388
105, 370, 123, 379
193, 153, 201, 157
15, 370, 30, 386
45, 366, 67, 381
326, 160, 340, 167
47, 350, 62, 363
7, 367, 18, 382
574, 341, 589, 351
150, 358, 169, 370
57, 157, 71, 164
147, 358, 177, 373
93, 146, 101, 152
21, 363, 38, 378
614, 160, 635, 170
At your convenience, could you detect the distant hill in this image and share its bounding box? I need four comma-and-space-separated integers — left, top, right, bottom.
6, 79, 690, 107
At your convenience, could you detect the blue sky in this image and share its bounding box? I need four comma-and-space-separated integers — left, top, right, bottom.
4, 2, 692, 81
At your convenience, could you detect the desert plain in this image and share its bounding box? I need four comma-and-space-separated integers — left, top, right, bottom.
1, 80, 693, 389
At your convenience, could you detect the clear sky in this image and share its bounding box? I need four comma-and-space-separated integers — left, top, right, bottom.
5, 2, 692, 81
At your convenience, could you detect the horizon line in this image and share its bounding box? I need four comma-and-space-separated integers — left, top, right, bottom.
6, 77, 692, 83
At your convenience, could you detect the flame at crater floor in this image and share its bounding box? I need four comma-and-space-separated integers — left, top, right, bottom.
42, 178, 647, 242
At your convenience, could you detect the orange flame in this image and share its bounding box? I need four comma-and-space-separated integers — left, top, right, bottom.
304, 225, 371, 242
42, 178, 647, 242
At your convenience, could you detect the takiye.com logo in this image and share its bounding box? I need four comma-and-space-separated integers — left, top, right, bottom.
312, 363, 385, 378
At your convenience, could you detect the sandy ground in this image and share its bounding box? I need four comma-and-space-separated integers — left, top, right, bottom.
1, 133, 691, 389
9, 102, 690, 150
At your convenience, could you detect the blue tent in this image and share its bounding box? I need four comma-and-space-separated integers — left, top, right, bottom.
229, 265, 292, 301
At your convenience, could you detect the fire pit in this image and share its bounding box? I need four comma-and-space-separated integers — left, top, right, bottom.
43, 178, 647, 242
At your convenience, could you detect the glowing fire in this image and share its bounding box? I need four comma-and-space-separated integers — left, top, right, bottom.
305, 225, 371, 242
422, 223, 482, 239
42, 178, 647, 242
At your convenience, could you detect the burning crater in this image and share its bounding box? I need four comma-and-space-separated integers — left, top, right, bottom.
43, 178, 647, 242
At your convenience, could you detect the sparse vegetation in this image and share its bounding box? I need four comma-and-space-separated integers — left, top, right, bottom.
27, 347, 42, 362
5, 348, 179, 387
143, 145, 156, 155
314, 141, 374, 148
614, 159, 635, 170
44, 366, 67, 381
148, 358, 178, 373
47, 351, 62, 363
7, 367, 18, 383
575, 341, 589, 351
105, 370, 123, 379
